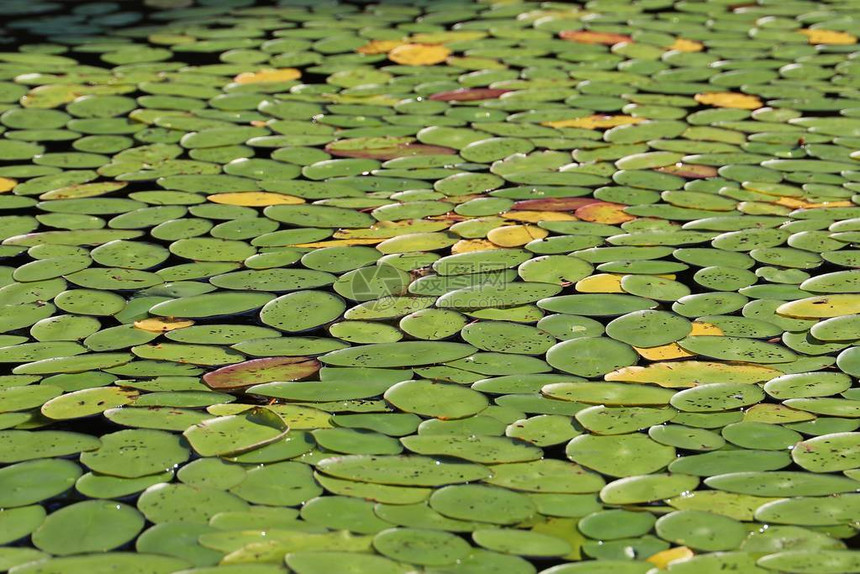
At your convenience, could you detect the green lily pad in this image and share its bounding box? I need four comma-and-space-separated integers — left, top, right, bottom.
79, 429, 189, 478
286, 551, 410, 574
401, 434, 541, 464
544, 382, 674, 406
321, 342, 477, 368
754, 494, 860, 527
316, 455, 491, 486
705, 471, 859, 497
670, 383, 766, 412
649, 424, 726, 451
374, 528, 471, 566
678, 335, 796, 363
0, 505, 46, 545
183, 407, 288, 457
566, 433, 675, 477
663, 552, 766, 573
655, 510, 747, 551
791, 432, 860, 473
149, 292, 275, 319
605, 310, 692, 347
230, 461, 322, 506
473, 528, 571, 557
41, 387, 139, 419
600, 474, 700, 505
485, 459, 604, 493
260, 291, 345, 332
0, 430, 100, 463
575, 405, 677, 435
757, 551, 860, 574
437, 282, 561, 310
76, 471, 173, 500
461, 321, 556, 355
429, 484, 536, 525
384, 380, 488, 419
722, 421, 801, 451
0, 459, 81, 507
7, 553, 189, 574
137, 483, 248, 524
538, 294, 656, 316
32, 500, 144, 556
135, 522, 221, 568
546, 338, 638, 378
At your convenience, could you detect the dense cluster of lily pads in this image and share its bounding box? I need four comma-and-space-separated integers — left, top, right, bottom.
0, 0, 857, 572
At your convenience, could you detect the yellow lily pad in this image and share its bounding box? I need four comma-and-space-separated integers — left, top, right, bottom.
293, 239, 383, 248
451, 239, 499, 254
0, 178, 17, 193
605, 361, 780, 388
575, 273, 624, 294
208, 192, 304, 207
776, 197, 853, 209
542, 115, 645, 129
133, 318, 195, 333
800, 29, 857, 45
357, 40, 404, 54
233, 68, 301, 84
487, 225, 548, 247
742, 403, 815, 424
502, 211, 578, 223
388, 44, 451, 66
694, 92, 763, 110
776, 295, 860, 319
689, 322, 724, 336
647, 546, 694, 568
634, 343, 695, 361
669, 38, 703, 52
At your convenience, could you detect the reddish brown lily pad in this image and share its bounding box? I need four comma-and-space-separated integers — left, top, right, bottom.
429, 88, 511, 101
203, 357, 321, 391
575, 201, 636, 224
511, 197, 601, 212
655, 164, 719, 179
325, 137, 454, 160
559, 31, 633, 45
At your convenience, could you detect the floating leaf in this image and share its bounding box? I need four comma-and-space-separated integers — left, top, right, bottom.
799, 29, 857, 45
233, 68, 301, 84
183, 407, 289, 457
203, 357, 320, 391
0, 1, 854, 568
32, 501, 144, 556
543, 115, 645, 129
559, 30, 632, 45
316, 455, 491, 486
388, 44, 450, 65
693, 92, 762, 110
429, 88, 510, 102
207, 192, 304, 206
